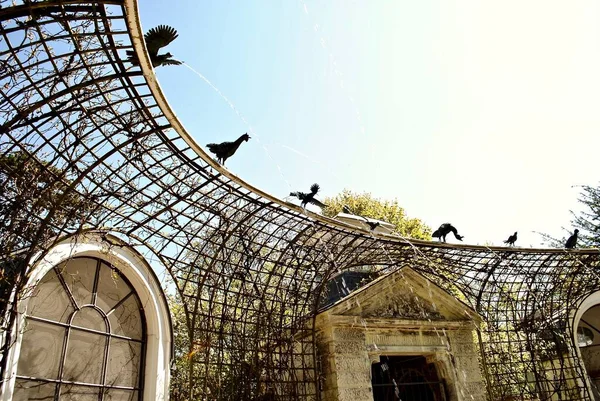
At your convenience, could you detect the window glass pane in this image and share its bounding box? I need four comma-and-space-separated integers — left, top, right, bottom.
71, 307, 107, 332
105, 339, 142, 388
17, 320, 64, 379
58, 258, 97, 307
60, 384, 99, 401
28, 268, 74, 322
104, 389, 138, 401
109, 295, 142, 340
63, 330, 106, 384
13, 379, 56, 401
97, 263, 132, 312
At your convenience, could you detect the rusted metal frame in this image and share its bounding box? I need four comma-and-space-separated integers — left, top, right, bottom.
126, 173, 220, 237
33, 119, 171, 225
100, 160, 207, 232
65, 6, 157, 165
93, 4, 165, 141
11, 105, 172, 235
0, 29, 88, 157
118, 140, 217, 206
0, 70, 141, 134
227, 213, 310, 350
94, 145, 213, 232
14, 123, 171, 290
0, 2, 121, 22
210, 223, 264, 397
0, 40, 103, 249
289, 228, 351, 311
0, 34, 121, 106
322, 233, 387, 275
159, 185, 253, 254
260, 228, 357, 390
185, 203, 269, 399
0, 26, 128, 57
476, 251, 513, 310
5, 82, 153, 137
489, 253, 556, 399
117, 182, 224, 245
27, 14, 122, 166
127, 177, 240, 254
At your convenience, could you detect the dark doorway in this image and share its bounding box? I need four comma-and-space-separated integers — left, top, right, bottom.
371, 355, 446, 401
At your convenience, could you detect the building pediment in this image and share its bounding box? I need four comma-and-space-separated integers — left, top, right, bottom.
323, 266, 479, 323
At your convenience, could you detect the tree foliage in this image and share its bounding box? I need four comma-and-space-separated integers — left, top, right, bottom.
0, 151, 92, 252
571, 184, 600, 248
322, 189, 431, 240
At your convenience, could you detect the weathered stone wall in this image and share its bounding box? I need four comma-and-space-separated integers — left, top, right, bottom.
318, 325, 372, 401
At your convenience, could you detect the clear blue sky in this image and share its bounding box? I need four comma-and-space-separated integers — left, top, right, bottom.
139, 1, 600, 247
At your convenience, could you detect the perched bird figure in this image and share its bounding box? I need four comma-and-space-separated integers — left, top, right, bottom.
127, 25, 182, 68
290, 184, 327, 209
432, 223, 464, 242
565, 229, 579, 249
206, 133, 250, 166
364, 220, 380, 231
340, 205, 379, 230
504, 231, 518, 247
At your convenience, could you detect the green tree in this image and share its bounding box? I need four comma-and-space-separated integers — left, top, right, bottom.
0, 150, 92, 252
322, 189, 431, 240
570, 184, 600, 247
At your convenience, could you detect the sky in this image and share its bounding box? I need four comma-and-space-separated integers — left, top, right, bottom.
138, 1, 600, 247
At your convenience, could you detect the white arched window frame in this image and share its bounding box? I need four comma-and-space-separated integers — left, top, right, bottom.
572, 290, 600, 401
1, 232, 172, 401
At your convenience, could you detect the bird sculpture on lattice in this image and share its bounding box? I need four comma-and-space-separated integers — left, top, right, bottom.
504, 231, 518, 247
290, 184, 327, 209
341, 204, 380, 231
432, 223, 464, 242
565, 229, 579, 249
206, 133, 250, 166
127, 25, 182, 68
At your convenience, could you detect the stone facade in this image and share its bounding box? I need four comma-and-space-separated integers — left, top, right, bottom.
315, 267, 487, 401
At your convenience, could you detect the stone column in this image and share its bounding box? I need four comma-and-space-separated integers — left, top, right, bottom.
448, 329, 487, 401
330, 327, 372, 401
318, 325, 373, 401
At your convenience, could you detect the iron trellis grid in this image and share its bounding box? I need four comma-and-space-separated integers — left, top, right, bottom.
1, 1, 600, 400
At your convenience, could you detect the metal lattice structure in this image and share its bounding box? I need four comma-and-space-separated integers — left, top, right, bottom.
1, 1, 600, 400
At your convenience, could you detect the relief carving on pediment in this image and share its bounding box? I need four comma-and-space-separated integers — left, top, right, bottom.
362, 292, 444, 320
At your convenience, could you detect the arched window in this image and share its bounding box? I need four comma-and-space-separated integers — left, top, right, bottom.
575, 303, 600, 400
14, 257, 145, 401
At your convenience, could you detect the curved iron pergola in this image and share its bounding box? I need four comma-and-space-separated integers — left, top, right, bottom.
1, 1, 599, 400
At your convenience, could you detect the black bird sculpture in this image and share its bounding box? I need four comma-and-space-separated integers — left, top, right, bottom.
504, 231, 518, 247
341, 205, 380, 231
206, 133, 250, 166
127, 25, 182, 68
290, 184, 327, 209
363, 220, 380, 231
432, 223, 464, 242
565, 229, 579, 249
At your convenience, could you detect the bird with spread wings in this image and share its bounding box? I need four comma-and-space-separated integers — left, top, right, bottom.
127, 25, 182, 68
290, 184, 327, 209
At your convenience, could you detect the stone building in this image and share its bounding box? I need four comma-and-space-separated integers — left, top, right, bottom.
315, 267, 485, 401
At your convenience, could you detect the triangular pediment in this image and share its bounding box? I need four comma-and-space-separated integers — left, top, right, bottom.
324, 266, 479, 322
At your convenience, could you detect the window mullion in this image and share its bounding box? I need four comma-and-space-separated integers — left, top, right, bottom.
92, 259, 102, 306
54, 266, 80, 311
55, 324, 72, 401
106, 290, 133, 316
